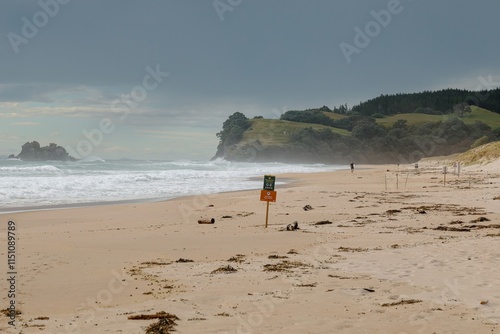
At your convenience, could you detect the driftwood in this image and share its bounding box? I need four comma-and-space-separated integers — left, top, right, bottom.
198, 218, 215, 224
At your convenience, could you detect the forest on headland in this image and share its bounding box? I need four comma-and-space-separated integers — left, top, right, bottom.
213, 88, 500, 164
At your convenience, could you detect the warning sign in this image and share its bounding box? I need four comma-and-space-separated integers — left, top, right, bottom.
260, 190, 277, 202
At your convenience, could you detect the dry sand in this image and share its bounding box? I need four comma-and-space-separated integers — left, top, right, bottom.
1, 162, 499, 333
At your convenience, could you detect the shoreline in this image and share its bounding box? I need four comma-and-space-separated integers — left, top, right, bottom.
0, 169, 341, 215
1, 163, 499, 333
0, 164, 345, 215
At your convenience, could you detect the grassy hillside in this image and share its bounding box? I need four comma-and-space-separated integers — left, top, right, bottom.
242, 119, 349, 145
216, 101, 500, 163
244, 107, 499, 146
463, 106, 500, 129
375, 113, 444, 127
375, 106, 500, 129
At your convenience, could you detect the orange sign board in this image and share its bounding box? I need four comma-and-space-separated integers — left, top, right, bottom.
260, 190, 277, 202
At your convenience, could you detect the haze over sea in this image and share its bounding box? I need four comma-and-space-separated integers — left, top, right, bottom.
0, 158, 340, 211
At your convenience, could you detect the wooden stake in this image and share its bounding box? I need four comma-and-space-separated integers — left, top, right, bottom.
265, 201, 270, 228
396, 173, 399, 190
385, 173, 387, 191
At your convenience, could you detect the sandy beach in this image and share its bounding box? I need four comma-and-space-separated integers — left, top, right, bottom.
1, 162, 499, 333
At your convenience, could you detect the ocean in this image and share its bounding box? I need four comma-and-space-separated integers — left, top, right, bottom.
0, 158, 342, 211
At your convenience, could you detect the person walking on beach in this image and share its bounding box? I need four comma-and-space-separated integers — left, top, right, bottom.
350, 162, 354, 173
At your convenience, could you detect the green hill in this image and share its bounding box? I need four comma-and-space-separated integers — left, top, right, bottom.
463, 106, 500, 129
376, 106, 500, 129
213, 88, 500, 164
242, 118, 349, 146
376, 113, 444, 127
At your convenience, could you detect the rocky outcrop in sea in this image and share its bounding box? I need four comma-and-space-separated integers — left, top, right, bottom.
10, 141, 76, 161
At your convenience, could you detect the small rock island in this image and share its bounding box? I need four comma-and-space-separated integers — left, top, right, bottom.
9, 141, 76, 161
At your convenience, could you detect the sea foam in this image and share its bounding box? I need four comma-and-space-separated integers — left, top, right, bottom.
0, 159, 341, 210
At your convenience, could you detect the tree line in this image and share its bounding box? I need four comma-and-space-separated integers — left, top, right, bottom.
214, 88, 500, 163
349, 88, 500, 116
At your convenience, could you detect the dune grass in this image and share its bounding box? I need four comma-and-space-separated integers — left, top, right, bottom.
455, 141, 500, 165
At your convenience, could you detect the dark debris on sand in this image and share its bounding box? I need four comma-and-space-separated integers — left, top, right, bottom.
128, 312, 180, 334
176, 258, 194, 263
128, 312, 179, 321
338, 246, 369, 252
227, 254, 246, 263
433, 226, 471, 232
381, 299, 422, 307
145, 317, 178, 334
433, 217, 498, 232
313, 220, 333, 225
211, 265, 238, 274
1, 308, 22, 316
263, 260, 312, 272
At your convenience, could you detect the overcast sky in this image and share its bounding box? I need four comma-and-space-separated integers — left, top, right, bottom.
1, 0, 499, 160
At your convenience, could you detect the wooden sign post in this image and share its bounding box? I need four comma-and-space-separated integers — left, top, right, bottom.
260, 175, 277, 228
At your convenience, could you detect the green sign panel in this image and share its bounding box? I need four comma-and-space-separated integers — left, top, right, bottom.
263, 175, 276, 191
